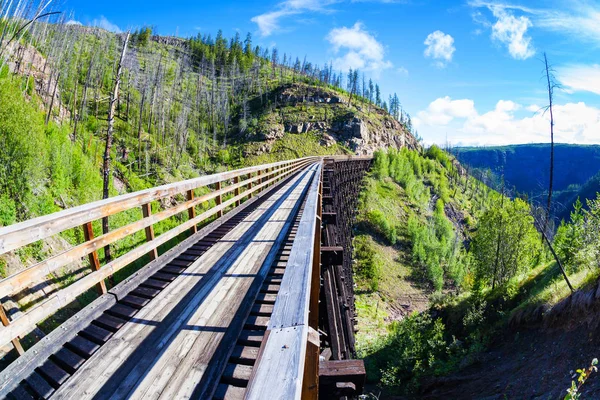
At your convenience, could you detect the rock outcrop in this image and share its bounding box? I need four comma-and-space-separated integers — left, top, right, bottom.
257, 84, 420, 155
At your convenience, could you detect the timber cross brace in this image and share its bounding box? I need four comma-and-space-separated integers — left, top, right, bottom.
318, 157, 371, 399
0, 156, 371, 400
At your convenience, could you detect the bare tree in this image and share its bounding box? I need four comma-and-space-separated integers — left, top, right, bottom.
542, 52, 558, 237
102, 31, 130, 262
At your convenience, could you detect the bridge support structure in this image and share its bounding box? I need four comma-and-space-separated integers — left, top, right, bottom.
318, 156, 372, 399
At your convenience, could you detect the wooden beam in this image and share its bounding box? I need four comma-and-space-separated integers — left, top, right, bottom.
186, 190, 197, 235
233, 176, 240, 207
215, 181, 223, 218
321, 246, 344, 266
248, 173, 254, 199
0, 305, 24, 356
303, 168, 323, 400
319, 359, 366, 397
141, 203, 158, 261
257, 170, 262, 194
246, 162, 323, 400
82, 222, 107, 294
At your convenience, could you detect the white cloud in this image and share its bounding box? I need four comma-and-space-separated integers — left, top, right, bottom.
414, 96, 600, 146
490, 7, 535, 59
416, 96, 477, 125
424, 31, 455, 68
252, 0, 337, 37
326, 22, 392, 72
557, 64, 600, 96
252, 0, 402, 37
397, 66, 409, 75
65, 20, 82, 26
470, 1, 600, 48
91, 16, 121, 33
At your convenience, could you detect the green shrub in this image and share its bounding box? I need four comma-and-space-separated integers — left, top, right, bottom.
369, 312, 451, 391
0, 196, 16, 226
373, 150, 389, 179
354, 237, 383, 291
366, 209, 397, 245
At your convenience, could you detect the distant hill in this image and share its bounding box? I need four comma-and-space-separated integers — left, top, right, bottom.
556, 170, 600, 221
452, 144, 600, 220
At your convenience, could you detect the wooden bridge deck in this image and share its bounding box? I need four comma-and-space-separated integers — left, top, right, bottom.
0, 156, 370, 400
50, 165, 319, 399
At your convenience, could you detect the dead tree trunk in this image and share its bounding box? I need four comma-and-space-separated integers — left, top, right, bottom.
45, 72, 60, 125
543, 52, 556, 238
137, 87, 146, 171
102, 32, 130, 262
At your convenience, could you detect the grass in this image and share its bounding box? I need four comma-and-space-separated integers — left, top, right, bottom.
241, 132, 349, 166
506, 260, 600, 321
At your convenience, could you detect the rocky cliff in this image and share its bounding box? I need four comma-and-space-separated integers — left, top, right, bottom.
249, 83, 419, 156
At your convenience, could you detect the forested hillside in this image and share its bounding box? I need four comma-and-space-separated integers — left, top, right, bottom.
453, 144, 600, 221
354, 148, 600, 398
0, 5, 416, 273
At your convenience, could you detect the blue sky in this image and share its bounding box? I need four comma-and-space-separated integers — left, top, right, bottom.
63, 0, 600, 146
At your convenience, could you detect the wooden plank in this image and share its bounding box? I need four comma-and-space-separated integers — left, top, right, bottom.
216, 181, 223, 218
230, 345, 260, 365
303, 170, 322, 400
267, 163, 322, 330
0, 304, 24, 356
65, 335, 100, 358
234, 176, 241, 207
186, 189, 197, 234
82, 222, 106, 295
9, 385, 35, 400
0, 161, 313, 349
141, 203, 158, 261
51, 348, 86, 374
0, 158, 319, 255
245, 327, 308, 400
37, 359, 70, 388
25, 371, 55, 399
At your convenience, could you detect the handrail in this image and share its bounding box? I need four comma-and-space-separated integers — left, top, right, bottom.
245, 161, 323, 400
0, 157, 319, 351
0, 157, 317, 255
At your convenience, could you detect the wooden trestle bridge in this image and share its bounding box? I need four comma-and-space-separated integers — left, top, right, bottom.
0, 156, 371, 399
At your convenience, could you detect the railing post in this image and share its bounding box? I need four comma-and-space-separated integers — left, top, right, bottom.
0, 304, 24, 356
257, 170, 262, 193
248, 173, 254, 199
234, 176, 241, 207
141, 203, 158, 261
215, 181, 223, 218
186, 190, 197, 235
266, 167, 271, 187
82, 222, 107, 294
303, 164, 323, 400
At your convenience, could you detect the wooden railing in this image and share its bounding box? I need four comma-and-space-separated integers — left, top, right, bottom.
246, 161, 324, 400
0, 157, 319, 352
